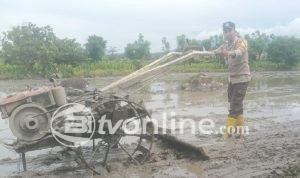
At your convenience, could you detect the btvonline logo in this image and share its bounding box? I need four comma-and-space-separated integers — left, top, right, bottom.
50, 102, 143, 147
50, 103, 96, 147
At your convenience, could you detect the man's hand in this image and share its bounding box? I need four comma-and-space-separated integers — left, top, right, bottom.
215, 49, 229, 58
221, 49, 229, 58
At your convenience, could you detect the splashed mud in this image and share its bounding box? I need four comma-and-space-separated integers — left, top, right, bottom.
0, 71, 299, 177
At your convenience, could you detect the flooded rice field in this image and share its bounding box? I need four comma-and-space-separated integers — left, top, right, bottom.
0, 71, 299, 177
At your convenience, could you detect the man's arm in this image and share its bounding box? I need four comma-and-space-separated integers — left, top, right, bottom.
228, 38, 247, 57
213, 43, 225, 54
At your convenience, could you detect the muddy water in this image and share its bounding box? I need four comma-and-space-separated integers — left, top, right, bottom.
0, 71, 299, 177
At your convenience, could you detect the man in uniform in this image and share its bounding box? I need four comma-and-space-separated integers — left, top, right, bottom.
214, 22, 251, 138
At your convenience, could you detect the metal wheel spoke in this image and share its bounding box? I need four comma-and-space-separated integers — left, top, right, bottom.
89, 141, 106, 165
102, 143, 110, 166
117, 142, 140, 165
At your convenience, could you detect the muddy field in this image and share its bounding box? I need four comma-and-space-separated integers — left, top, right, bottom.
0, 71, 299, 177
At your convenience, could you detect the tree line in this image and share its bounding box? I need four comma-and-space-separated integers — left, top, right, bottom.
0, 22, 300, 75
174, 32, 300, 68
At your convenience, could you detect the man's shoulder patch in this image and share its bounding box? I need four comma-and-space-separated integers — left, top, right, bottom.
235, 37, 248, 51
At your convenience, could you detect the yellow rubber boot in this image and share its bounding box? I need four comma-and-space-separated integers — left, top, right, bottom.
236, 114, 246, 138
236, 114, 245, 126
223, 116, 237, 139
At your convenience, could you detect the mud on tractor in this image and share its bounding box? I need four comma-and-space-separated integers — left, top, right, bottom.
0, 50, 214, 174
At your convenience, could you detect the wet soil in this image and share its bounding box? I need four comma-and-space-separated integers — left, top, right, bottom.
0, 71, 299, 177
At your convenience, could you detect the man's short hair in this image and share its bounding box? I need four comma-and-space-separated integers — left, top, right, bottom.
223, 21, 235, 31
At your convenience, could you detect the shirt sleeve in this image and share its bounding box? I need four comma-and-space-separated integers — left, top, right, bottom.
229, 39, 247, 57
214, 43, 225, 53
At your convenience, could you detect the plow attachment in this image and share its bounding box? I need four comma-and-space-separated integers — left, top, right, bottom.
0, 50, 214, 174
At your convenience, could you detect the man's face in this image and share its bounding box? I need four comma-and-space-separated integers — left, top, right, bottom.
223, 29, 235, 41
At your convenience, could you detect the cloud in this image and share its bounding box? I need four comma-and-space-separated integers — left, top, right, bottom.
262, 18, 300, 36
196, 18, 300, 40
0, 0, 300, 52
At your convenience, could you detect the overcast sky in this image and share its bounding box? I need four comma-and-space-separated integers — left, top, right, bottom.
1, 0, 300, 52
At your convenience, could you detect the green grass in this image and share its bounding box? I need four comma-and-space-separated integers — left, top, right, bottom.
171, 60, 226, 72
249, 60, 279, 71
0, 59, 151, 79
294, 63, 300, 70
57, 60, 150, 78
0, 58, 298, 80
0, 63, 28, 79
250, 59, 300, 71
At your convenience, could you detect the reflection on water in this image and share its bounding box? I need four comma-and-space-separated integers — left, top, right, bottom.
0, 119, 16, 152
0, 72, 299, 175
0, 92, 6, 98
136, 72, 300, 126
